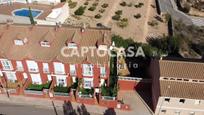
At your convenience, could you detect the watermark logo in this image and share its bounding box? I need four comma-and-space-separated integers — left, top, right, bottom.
60, 46, 145, 58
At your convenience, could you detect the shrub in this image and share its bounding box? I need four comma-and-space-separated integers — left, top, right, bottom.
101, 3, 109, 8
92, 2, 98, 7
115, 10, 122, 15
128, 3, 133, 7
84, 1, 89, 5
54, 86, 70, 93
135, 2, 144, 8
69, 1, 77, 9
43, 81, 51, 89
95, 14, 102, 19
27, 84, 44, 91
88, 6, 96, 11
117, 18, 129, 28
138, 2, 144, 6
99, 9, 105, 13
80, 88, 94, 95
74, 6, 86, 15
148, 20, 158, 27
112, 15, 121, 21
134, 13, 141, 19
120, 1, 126, 6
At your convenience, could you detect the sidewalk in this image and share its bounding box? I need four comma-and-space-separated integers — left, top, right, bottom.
0, 92, 153, 115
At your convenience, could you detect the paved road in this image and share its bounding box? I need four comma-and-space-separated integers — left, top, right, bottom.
158, 0, 204, 26
0, 92, 153, 115
0, 102, 64, 115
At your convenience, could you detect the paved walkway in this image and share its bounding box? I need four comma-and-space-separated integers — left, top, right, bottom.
118, 91, 153, 115
0, 92, 153, 115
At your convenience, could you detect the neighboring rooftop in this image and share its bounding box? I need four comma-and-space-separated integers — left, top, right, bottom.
0, 23, 111, 64
158, 59, 204, 100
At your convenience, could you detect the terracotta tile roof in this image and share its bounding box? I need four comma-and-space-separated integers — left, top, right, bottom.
0, 24, 111, 64
53, 2, 65, 9
159, 60, 204, 79
158, 60, 204, 99
160, 80, 204, 100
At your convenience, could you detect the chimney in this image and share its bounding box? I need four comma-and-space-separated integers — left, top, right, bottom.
6, 19, 13, 29
55, 22, 62, 31
23, 37, 28, 44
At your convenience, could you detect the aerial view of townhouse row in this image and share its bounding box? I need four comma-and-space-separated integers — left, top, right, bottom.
0, 0, 204, 115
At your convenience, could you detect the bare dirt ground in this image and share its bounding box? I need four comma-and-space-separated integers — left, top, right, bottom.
146, 0, 168, 39
65, 0, 168, 43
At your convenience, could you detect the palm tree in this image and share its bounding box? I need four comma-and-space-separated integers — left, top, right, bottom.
26, 0, 35, 25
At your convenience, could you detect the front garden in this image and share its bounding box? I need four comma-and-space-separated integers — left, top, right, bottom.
26, 81, 51, 91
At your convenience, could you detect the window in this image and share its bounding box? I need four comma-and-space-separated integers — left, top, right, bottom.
83, 78, 93, 89
14, 39, 24, 46
54, 62, 65, 74
67, 43, 77, 49
100, 79, 105, 86
23, 73, 28, 79
195, 100, 201, 105
5, 72, 17, 83
82, 64, 93, 76
70, 64, 76, 75
189, 112, 195, 115
164, 98, 170, 102
56, 75, 67, 87
179, 99, 185, 103
1, 59, 13, 70
43, 63, 49, 73
161, 109, 166, 113
30, 74, 42, 84
175, 111, 180, 115
40, 41, 50, 47
47, 75, 52, 81
26, 60, 39, 72
100, 66, 106, 77
16, 61, 23, 71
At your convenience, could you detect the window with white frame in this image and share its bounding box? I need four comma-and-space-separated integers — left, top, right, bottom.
40, 41, 50, 47
1, 59, 13, 70
23, 73, 28, 79
54, 62, 65, 74
47, 75, 52, 81
14, 39, 24, 46
43, 63, 49, 73
16, 61, 23, 71
26, 60, 39, 72
5, 72, 17, 83
83, 78, 93, 89
82, 64, 93, 76
30, 74, 42, 84
67, 43, 77, 49
70, 64, 76, 75
100, 66, 106, 77
56, 75, 67, 87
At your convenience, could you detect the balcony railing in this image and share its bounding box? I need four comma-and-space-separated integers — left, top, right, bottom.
24, 89, 43, 95
78, 93, 93, 98
54, 92, 70, 96
101, 96, 116, 100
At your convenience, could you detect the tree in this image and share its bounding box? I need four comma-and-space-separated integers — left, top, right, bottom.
26, 0, 35, 25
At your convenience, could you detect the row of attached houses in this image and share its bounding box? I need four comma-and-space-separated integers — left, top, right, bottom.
0, 23, 111, 92
150, 59, 204, 115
